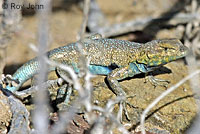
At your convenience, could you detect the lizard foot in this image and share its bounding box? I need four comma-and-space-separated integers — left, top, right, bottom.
118, 95, 136, 122
1, 74, 19, 91
56, 84, 73, 111
145, 75, 170, 88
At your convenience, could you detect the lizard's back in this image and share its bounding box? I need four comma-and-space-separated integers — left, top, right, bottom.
48, 38, 142, 67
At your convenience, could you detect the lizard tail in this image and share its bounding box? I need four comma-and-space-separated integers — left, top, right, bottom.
6, 58, 39, 92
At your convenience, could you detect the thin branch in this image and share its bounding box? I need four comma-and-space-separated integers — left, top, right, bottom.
87, 0, 108, 32
77, 0, 91, 40
185, 52, 200, 97
92, 12, 200, 38
32, 0, 52, 134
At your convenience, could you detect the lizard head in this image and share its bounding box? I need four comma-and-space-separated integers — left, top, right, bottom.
137, 39, 189, 66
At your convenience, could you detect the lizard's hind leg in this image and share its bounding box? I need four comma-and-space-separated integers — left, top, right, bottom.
56, 68, 74, 110
56, 84, 73, 110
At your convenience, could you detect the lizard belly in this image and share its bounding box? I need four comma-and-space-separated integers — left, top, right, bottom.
89, 65, 112, 75
70, 61, 112, 75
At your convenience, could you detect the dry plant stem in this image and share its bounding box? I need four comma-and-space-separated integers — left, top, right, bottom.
0, 47, 6, 80
78, 0, 91, 40
77, 0, 91, 81
0, 0, 22, 78
77, 0, 93, 114
0, 1, 3, 14
185, 51, 200, 97
82, 70, 93, 112
94, 12, 200, 38
87, 0, 108, 32
141, 70, 200, 134
33, 0, 51, 134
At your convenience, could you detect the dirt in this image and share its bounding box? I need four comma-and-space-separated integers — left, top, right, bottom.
0, 0, 197, 133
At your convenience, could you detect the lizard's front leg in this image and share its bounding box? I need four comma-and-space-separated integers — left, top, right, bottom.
107, 67, 129, 97
107, 65, 138, 121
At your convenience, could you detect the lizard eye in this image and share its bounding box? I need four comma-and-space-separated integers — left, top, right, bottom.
164, 47, 168, 52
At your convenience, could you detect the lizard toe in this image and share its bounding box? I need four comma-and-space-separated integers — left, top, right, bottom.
118, 95, 137, 122
146, 75, 170, 88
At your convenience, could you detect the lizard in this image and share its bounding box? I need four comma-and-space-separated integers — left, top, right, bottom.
3, 33, 189, 116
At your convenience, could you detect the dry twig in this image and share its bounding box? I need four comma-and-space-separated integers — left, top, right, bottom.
32, 0, 52, 134
94, 12, 200, 38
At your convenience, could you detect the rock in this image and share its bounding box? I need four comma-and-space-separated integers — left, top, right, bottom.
0, 90, 12, 134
